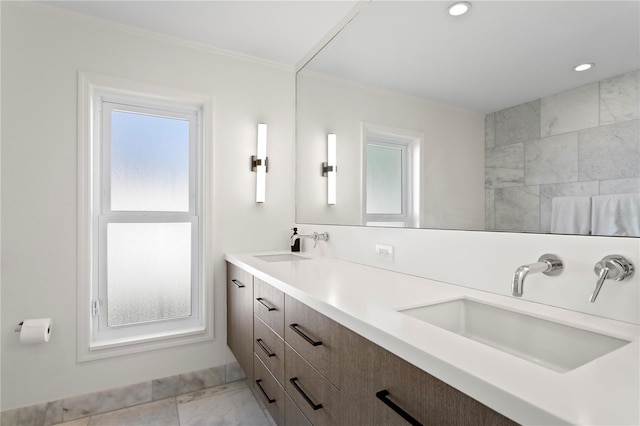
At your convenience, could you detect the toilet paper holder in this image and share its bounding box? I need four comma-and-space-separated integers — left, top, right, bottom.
15, 320, 53, 334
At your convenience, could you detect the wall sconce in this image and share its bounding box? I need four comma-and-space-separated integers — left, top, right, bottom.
322, 133, 337, 205
251, 123, 268, 203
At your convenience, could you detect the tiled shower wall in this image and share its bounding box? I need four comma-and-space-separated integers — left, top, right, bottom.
485, 69, 639, 232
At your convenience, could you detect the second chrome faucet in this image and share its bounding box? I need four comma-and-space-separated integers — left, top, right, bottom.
511, 254, 635, 301
511, 254, 564, 297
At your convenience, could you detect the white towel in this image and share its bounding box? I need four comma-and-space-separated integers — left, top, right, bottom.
591, 193, 640, 237
550, 196, 592, 235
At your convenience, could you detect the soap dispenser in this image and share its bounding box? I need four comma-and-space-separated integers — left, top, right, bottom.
290, 227, 300, 252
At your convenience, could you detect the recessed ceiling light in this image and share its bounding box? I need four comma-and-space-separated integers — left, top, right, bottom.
574, 63, 595, 72
448, 2, 471, 16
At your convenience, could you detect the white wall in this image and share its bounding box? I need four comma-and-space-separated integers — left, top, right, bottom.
1, 3, 294, 410
296, 72, 485, 230
299, 224, 640, 325
0, 0, 3, 413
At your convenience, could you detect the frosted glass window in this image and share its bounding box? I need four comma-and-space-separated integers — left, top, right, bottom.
87, 85, 204, 351
367, 145, 403, 214
110, 111, 190, 212
106, 222, 192, 327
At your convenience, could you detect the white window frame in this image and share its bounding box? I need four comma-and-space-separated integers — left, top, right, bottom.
362, 123, 421, 228
77, 72, 214, 361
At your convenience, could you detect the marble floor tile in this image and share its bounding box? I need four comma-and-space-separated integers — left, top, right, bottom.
62, 382, 152, 422
52, 418, 89, 426
152, 366, 225, 401
48, 381, 269, 426
88, 398, 179, 426
1, 400, 63, 426
178, 385, 270, 426
176, 380, 247, 404
226, 361, 247, 383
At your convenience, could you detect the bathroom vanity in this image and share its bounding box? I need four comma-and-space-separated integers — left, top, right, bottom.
225, 252, 639, 425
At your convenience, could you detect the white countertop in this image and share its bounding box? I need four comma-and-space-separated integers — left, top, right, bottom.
225, 252, 640, 425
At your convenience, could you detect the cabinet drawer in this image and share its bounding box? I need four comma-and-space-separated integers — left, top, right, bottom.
284, 294, 341, 387
254, 354, 284, 426
340, 328, 388, 425
285, 344, 340, 426
254, 314, 285, 386
383, 351, 517, 426
285, 392, 311, 426
226, 262, 254, 383
254, 278, 285, 337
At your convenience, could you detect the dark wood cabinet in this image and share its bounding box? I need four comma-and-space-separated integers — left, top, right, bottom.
254, 315, 285, 386
285, 393, 312, 426
284, 294, 341, 388
341, 328, 518, 426
254, 277, 285, 338
283, 295, 343, 424
226, 262, 254, 384
285, 344, 341, 426
340, 328, 388, 425
227, 262, 518, 426
254, 353, 285, 425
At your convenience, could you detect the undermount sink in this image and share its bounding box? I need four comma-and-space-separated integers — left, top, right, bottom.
399, 298, 630, 373
254, 254, 310, 262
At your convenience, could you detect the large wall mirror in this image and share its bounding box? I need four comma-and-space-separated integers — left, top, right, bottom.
296, 1, 639, 236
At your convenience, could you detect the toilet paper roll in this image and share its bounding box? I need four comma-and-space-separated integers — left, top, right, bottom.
19, 318, 52, 344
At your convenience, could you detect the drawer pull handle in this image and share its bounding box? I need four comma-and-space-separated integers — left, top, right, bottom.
256, 338, 276, 357
256, 297, 276, 311
255, 379, 276, 404
376, 390, 423, 426
231, 279, 245, 288
289, 377, 323, 411
289, 323, 323, 346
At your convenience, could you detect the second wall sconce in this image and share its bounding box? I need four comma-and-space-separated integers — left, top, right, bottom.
251, 123, 268, 203
322, 133, 337, 205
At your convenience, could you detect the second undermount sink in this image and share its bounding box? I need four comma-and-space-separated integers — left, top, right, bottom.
399, 298, 630, 373
254, 254, 310, 262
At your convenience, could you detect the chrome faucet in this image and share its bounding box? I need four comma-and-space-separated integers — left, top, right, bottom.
512, 254, 563, 297
290, 232, 329, 248
589, 255, 634, 302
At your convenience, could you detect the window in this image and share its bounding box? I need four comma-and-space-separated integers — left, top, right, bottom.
78, 73, 212, 359
363, 124, 421, 227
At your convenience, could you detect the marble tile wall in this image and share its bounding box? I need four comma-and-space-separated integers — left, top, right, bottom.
485, 69, 640, 233
0, 364, 234, 426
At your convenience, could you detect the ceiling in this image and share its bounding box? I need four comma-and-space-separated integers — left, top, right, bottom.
41, 1, 639, 113
305, 1, 640, 113
41, 0, 361, 66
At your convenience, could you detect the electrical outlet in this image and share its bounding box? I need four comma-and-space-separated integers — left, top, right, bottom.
375, 244, 394, 261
